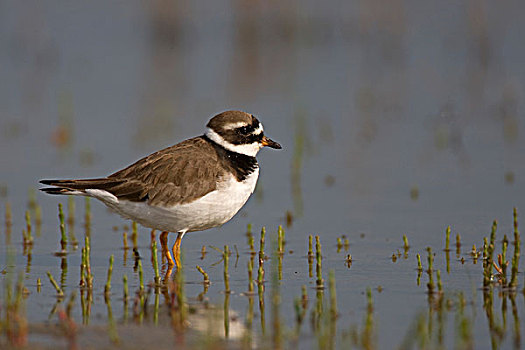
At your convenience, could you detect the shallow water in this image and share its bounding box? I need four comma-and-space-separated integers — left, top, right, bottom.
2, 1, 525, 349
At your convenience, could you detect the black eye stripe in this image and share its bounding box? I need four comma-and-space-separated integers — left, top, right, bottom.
235, 123, 259, 135
246, 133, 263, 143
227, 132, 264, 145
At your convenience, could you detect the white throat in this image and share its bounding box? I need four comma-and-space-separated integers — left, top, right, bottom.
206, 128, 261, 157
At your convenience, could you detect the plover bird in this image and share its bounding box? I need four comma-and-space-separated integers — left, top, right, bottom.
40, 111, 281, 267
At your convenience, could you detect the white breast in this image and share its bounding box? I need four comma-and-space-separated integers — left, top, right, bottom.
89, 168, 260, 233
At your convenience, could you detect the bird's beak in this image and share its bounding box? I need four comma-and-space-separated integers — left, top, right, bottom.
261, 135, 282, 149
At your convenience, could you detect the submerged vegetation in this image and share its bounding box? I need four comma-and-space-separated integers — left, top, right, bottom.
1, 199, 524, 349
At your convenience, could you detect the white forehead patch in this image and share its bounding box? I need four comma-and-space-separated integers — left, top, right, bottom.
223, 121, 264, 135
224, 121, 249, 130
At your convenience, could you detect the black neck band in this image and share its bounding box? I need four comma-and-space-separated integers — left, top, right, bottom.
203, 135, 258, 181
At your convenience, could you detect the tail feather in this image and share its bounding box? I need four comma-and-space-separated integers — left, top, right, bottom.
40, 187, 82, 195
39, 178, 126, 196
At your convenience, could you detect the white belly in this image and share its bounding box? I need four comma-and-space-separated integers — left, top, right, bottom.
86, 168, 259, 233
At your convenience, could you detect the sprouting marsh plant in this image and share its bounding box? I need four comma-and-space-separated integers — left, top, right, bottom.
403, 234, 409, 251
46, 271, 64, 297
58, 203, 67, 253
315, 236, 324, 289
23, 210, 33, 246
444, 226, 450, 251
510, 208, 520, 288
104, 255, 114, 296
223, 245, 231, 294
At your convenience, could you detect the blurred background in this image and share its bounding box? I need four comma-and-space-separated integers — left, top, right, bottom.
2, 0, 524, 241
1, 1, 525, 347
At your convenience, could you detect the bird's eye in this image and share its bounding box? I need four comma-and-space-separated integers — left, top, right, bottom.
238, 126, 249, 134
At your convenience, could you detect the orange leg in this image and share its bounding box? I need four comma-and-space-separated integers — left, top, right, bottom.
171, 231, 185, 268
163, 264, 174, 282
160, 231, 174, 266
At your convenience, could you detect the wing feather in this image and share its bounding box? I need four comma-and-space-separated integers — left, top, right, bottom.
40, 136, 226, 206
40, 136, 231, 206
108, 136, 224, 206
